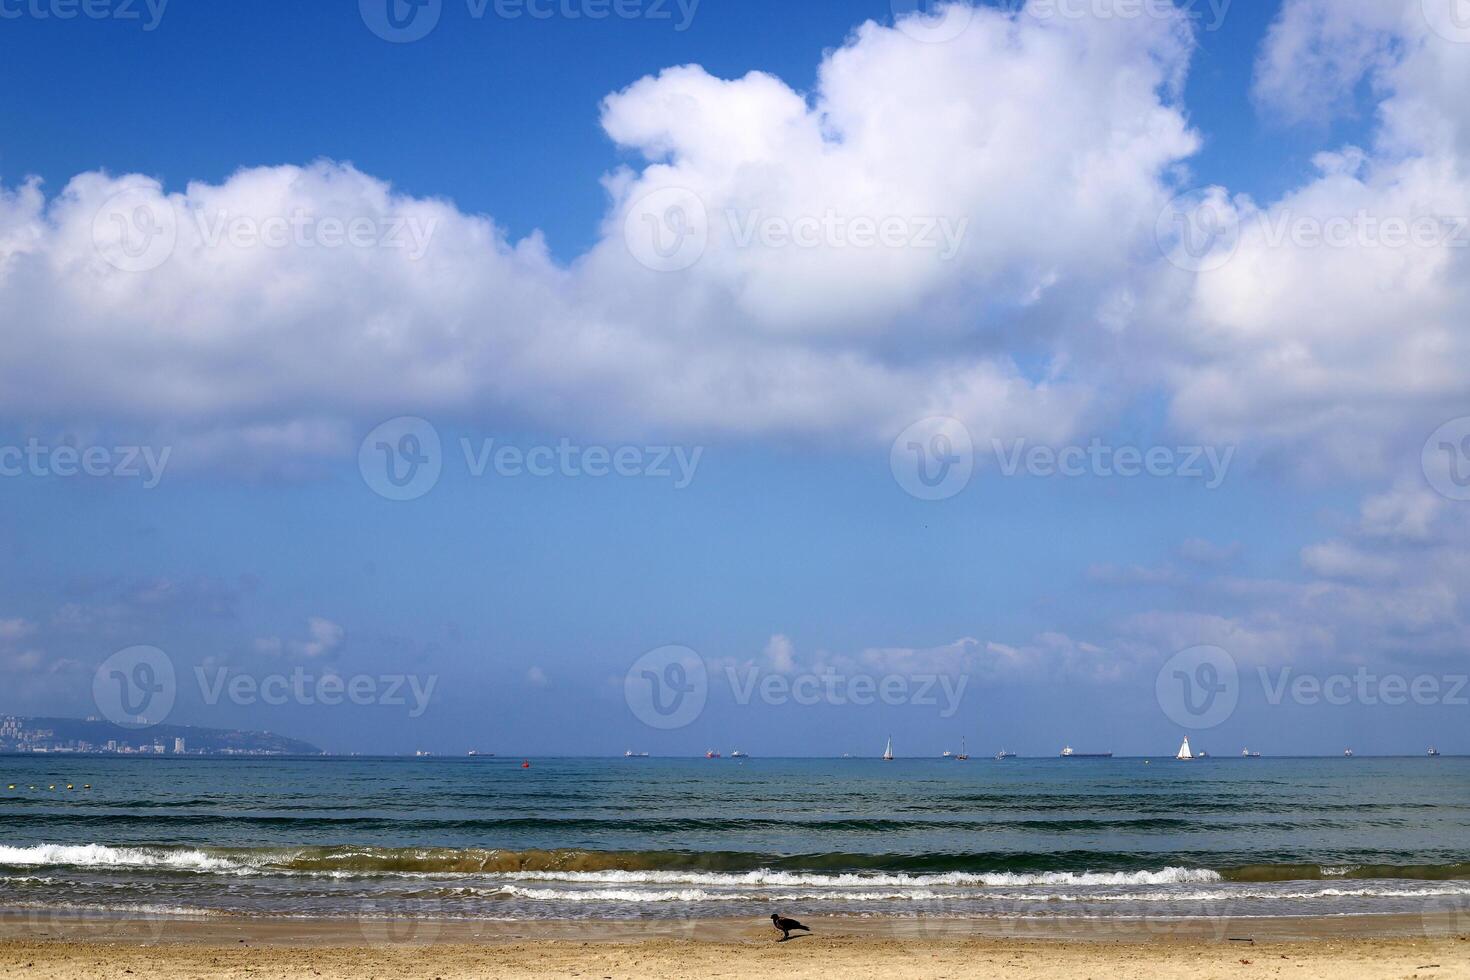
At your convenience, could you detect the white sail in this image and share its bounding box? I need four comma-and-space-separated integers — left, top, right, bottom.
1176, 737, 1194, 760
882, 736, 894, 761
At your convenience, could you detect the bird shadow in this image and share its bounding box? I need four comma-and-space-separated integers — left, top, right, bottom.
777, 934, 812, 943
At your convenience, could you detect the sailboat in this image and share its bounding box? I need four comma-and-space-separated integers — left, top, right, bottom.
882, 736, 894, 761
1176, 736, 1196, 761
955, 737, 969, 761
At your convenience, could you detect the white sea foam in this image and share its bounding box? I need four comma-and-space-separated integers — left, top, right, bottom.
0, 850, 1226, 888
0, 844, 247, 873
477, 885, 951, 903
488, 868, 1225, 888
471, 880, 1470, 904
982, 883, 1470, 902
2, 900, 215, 917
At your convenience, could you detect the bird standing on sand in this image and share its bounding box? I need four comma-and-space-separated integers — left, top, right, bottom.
771, 913, 811, 942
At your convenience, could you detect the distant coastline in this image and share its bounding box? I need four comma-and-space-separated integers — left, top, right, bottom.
0, 715, 321, 757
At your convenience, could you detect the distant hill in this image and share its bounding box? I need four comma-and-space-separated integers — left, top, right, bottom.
8, 716, 322, 755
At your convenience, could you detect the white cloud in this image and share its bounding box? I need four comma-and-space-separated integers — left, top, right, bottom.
257, 617, 344, 660
1357, 482, 1444, 543
732, 631, 1118, 682
1159, 0, 1470, 480
0, 618, 37, 642
1300, 540, 1399, 583
762, 634, 797, 674
1251, 0, 1408, 124
1109, 477, 1470, 669
0, 2, 1465, 489
0, 3, 1199, 465
292, 617, 344, 660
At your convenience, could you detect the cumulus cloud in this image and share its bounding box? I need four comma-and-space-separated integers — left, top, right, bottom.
1161, 0, 1470, 480
0, 1, 1465, 487
0, 2, 1200, 467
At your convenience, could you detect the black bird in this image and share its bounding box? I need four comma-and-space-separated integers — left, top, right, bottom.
771, 913, 811, 942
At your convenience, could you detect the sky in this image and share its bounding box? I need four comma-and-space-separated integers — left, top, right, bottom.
1, 0, 1469, 757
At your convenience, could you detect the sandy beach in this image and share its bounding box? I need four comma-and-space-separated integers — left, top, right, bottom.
1, 914, 1466, 979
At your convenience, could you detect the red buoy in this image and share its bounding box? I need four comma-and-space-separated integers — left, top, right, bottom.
521, 760, 530, 768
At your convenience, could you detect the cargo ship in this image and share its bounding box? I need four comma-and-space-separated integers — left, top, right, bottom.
1060, 746, 1113, 758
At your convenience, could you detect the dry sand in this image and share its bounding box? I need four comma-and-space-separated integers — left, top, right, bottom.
0, 913, 1466, 979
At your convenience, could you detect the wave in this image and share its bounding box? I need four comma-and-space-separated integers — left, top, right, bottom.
0, 844, 243, 873
3, 845, 1467, 886
446, 885, 957, 903
402, 879, 1470, 905
488, 868, 1224, 888
0, 900, 216, 917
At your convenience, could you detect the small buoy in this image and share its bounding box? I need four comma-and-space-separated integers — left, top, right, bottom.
84, 784, 91, 790
48, 785, 55, 790
5, 785, 13, 790
521, 761, 530, 768
66, 784, 74, 790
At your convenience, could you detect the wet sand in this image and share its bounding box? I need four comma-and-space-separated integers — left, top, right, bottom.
0, 913, 1466, 979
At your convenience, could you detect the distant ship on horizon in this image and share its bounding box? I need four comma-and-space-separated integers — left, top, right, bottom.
995, 749, 1016, 760
1060, 746, 1113, 758
1242, 748, 1262, 758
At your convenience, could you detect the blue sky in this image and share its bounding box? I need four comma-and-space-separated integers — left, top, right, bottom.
1, 0, 1468, 756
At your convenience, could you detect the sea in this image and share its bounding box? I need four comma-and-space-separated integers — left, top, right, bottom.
1, 755, 1468, 925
